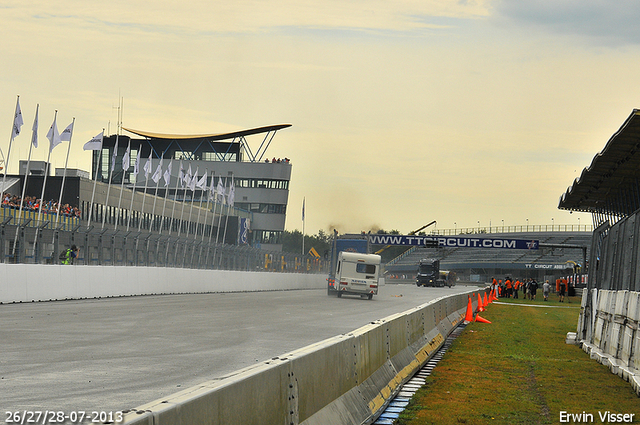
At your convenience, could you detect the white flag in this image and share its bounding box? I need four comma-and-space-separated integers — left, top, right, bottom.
209, 173, 216, 197
151, 159, 163, 184
132, 152, 140, 176
60, 121, 74, 142
184, 164, 192, 187
178, 161, 185, 188
30, 105, 39, 148
83, 131, 103, 150
227, 178, 235, 207
196, 170, 207, 190
122, 143, 131, 171
163, 161, 172, 187
217, 177, 225, 203
188, 167, 198, 192
11, 97, 23, 141
46, 116, 62, 152
110, 139, 118, 172
143, 152, 152, 179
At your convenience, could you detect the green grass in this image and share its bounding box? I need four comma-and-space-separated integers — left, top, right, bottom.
395, 295, 639, 425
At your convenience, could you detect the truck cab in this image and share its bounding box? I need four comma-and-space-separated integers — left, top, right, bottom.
416, 258, 444, 287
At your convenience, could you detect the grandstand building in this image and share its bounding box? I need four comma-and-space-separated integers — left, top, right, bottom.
89, 125, 292, 251
1, 124, 293, 252
383, 230, 591, 284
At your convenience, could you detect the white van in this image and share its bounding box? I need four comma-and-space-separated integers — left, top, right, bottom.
335, 251, 381, 300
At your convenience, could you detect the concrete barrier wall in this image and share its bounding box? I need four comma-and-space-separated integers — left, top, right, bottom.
578, 289, 640, 395
0, 263, 327, 304
121, 289, 483, 425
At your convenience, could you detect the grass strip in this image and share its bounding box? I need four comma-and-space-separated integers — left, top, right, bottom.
396, 296, 639, 425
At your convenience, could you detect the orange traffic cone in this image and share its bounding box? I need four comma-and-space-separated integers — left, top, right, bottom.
492, 289, 498, 301
464, 296, 474, 322
475, 314, 491, 324
483, 292, 489, 307
477, 293, 485, 312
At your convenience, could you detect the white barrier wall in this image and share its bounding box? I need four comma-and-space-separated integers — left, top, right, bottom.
578, 289, 640, 395
120, 289, 483, 425
0, 263, 326, 304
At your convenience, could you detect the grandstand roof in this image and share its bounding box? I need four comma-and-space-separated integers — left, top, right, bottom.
122, 124, 291, 141
559, 109, 640, 217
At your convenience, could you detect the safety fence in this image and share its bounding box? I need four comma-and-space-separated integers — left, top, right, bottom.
575, 289, 640, 395
0, 221, 324, 273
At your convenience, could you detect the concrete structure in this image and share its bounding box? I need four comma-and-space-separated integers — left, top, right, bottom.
559, 109, 640, 395
93, 125, 292, 250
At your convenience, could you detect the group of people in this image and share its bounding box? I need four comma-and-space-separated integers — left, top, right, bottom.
491, 277, 569, 302
265, 157, 290, 163
1, 193, 81, 218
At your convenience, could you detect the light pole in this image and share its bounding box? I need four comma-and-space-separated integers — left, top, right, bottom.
551, 217, 554, 230
501, 219, 504, 232
526, 218, 529, 231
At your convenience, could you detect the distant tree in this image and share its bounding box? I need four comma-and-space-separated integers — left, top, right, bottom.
281, 229, 332, 258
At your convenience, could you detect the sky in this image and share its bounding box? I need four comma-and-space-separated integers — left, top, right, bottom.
2, 0, 640, 235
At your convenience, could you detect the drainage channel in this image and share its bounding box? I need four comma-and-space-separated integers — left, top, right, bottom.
372, 323, 468, 425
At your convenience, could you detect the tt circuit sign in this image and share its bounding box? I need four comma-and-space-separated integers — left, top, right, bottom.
368, 234, 539, 250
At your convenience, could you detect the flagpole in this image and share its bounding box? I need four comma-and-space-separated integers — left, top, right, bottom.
149, 158, 163, 233
176, 165, 191, 238
86, 130, 104, 230
159, 160, 172, 235
219, 175, 233, 264
32, 110, 58, 259
12, 104, 37, 257
2, 95, 23, 201
194, 170, 207, 239
201, 170, 212, 243
302, 197, 305, 256
54, 118, 74, 228
126, 151, 140, 232
205, 172, 218, 267
168, 160, 183, 236
114, 139, 131, 231
138, 151, 152, 233
190, 169, 207, 265
101, 132, 119, 230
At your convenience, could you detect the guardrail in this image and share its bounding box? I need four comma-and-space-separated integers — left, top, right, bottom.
120, 289, 484, 425
0, 220, 324, 273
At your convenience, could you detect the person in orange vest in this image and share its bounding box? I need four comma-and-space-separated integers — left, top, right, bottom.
498, 279, 503, 297
505, 278, 513, 298
514, 279, 521, 299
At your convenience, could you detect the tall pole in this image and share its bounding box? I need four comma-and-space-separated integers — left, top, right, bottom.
2, 95, 23, 201
54, 118, 75, 228
12, 104, 37, 257
86, 130, 104, 230
101, 133, 119, 230
114, 139, 131, 231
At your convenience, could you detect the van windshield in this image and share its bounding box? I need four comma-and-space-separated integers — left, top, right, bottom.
356, 263, 376, 274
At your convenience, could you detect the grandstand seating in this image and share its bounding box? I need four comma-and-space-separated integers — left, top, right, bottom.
384, 231, 592, 282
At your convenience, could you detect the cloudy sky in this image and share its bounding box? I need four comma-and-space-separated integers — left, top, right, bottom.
2, 0, 640, 235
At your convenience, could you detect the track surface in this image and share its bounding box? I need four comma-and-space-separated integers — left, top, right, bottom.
1, 283, 476, 417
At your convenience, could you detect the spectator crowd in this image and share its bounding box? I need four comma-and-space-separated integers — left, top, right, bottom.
2, 193, 81, 218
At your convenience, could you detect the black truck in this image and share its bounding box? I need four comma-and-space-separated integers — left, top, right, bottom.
416, 258, 455, 287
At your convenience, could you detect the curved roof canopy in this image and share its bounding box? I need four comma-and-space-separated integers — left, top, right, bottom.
122, 124, 291, 141
559, 109, 640, 218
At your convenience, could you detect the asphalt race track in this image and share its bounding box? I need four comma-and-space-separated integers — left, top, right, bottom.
1, 283, 477, 417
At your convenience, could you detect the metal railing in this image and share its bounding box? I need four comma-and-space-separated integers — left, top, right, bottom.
430, 224, 593, 235
0, 215, 324, 273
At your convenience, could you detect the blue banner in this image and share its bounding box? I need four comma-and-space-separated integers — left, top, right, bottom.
368, 234, 539, 250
